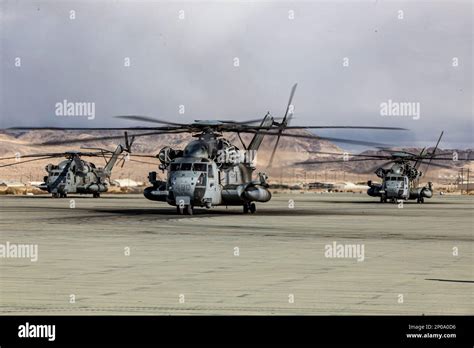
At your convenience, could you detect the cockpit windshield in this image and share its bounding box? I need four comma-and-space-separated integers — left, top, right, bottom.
180, 163, 192, 171
170, 163, 207, 172
170, 163, 194, 171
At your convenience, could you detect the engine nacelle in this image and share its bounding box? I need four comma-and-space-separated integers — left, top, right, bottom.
158, 147, 182, 165
215, 139, 240, 168
375, 168, 385, 178
144, 184, 168, 202
244, 186, 271, 202
367, 182, 382, 197
87, 183, 108, 192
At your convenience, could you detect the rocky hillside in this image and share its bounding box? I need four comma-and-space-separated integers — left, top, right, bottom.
0, 129, 342, 183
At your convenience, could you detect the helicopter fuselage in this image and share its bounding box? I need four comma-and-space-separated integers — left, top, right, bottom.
40, 159, 108, 198
143, 131, 272, 214
367, 173, 433, 203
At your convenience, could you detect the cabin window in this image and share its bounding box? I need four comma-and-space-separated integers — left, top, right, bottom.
208, 164, 214, 178
196, 173, 207, 186
193, 163, 207, 172
170, 163, 192, 171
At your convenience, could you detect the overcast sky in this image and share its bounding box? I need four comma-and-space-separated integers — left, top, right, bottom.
1, 0, 472, 150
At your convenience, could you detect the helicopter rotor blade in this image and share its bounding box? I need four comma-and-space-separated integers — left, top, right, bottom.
72, 155, 84, 172
240, 130, 392, 147
285, 126, 408, 131
294, 158, 383, 165
114, 115, 187, 126
418, 160, 452, 169
119, 154, 127, 168
0, 153, 66, 160
424, 131, 444, 175
0, 156, 58, 168
306, 150, 393, 159
216, 117, 283, 125
267, 83, 298, 168
36, 129, 190, 146
80, 146, 114, 154
8, 126, 179, 131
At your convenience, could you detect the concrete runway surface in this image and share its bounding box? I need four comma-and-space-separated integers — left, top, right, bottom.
0, 193, 472, 315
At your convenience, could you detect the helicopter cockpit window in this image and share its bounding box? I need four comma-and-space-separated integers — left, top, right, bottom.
170, 163, 180, 171
397, 177, 403, 181
192, 163, 207, 172
180, 163, 192, 171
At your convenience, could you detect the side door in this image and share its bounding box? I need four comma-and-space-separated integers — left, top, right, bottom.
208, 163, 221, 204
403, 176, 409, 197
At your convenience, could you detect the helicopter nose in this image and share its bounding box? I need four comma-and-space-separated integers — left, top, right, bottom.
172, 176, 195, 196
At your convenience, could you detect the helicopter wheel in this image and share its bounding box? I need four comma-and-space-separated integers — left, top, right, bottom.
249, 203, 256, 214
60, 193, 67, 198
52, 193, 59, 198
186, 205, 194, 215
93, 193, 100, 198
417, 197, 424, 204
243, 203, 249, 214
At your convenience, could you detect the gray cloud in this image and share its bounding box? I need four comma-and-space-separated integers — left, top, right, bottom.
1, 0, 472, 150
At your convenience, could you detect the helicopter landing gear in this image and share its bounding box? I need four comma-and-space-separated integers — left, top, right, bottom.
177, 205, 193, 215
60, 193, 67, 198
93, 193, 100, 198
186, 205, 194, 215
417, 197, 424, 204
380, 195, 387, 203
52, 193, 59, 198
243, 202, 256, 214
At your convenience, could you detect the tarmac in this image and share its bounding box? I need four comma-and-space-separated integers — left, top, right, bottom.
0, 193, 472, 315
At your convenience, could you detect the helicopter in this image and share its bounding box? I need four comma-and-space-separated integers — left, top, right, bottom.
7, 84, 407, 213
0, 133, 155, 198
295, 131, 468, 203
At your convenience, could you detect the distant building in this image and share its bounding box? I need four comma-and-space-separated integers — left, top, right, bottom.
0, 180, 25, 187
111, 179, 144, 187
308, 182, 335, 190
457, 181, 474, 192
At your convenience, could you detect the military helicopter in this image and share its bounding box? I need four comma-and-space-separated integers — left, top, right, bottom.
8, 84, 407, 213
295, 131, 467, 203
0, 133, 155, 198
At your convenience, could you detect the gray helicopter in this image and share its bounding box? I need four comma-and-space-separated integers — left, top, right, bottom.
296, 131, 467, 203
11, 84, 406, 213
0, 133, 152, 198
